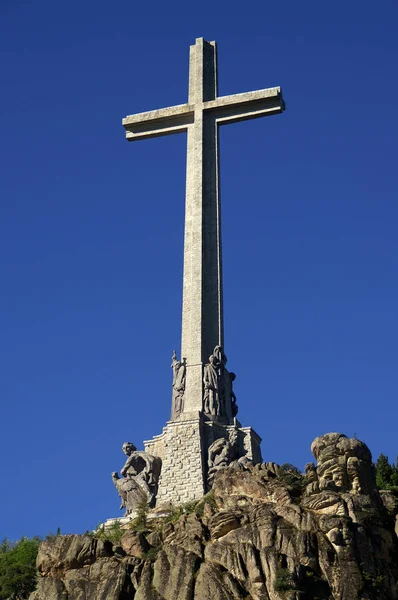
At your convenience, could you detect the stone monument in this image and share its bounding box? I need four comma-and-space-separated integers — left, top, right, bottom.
113, 38, 285, 513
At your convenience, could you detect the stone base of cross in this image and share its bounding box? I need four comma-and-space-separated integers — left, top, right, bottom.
145, 413, 262, 505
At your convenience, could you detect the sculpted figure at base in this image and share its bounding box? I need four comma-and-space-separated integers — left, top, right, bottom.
310, 432, 374, 495
207, 429, 239, 488
112, 442, 162, 516
203, 345, 238, 420
203, 355, 220, 416
302, 433, 377, 518
171, 351, 186, 419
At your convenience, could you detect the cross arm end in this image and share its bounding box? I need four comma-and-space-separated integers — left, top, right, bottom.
122, 103, 193, 127
122, 104, 194, 142
206, 86, 286, 125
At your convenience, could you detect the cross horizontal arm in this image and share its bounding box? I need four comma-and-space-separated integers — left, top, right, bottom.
204, 86, 285, 125
123, 104, 194, 141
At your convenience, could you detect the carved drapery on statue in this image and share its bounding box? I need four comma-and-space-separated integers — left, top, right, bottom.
203, 345, 238, 421
112, 442, 161, 516
207, 429, 239, 488
171, 351, 186, 420
203, 355, 220, 416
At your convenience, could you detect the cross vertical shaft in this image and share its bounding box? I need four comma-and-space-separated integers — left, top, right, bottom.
182, 39, 223, 413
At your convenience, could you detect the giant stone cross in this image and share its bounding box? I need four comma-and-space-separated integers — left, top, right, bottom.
118, 38, 285, 508
123, 38, 285, 419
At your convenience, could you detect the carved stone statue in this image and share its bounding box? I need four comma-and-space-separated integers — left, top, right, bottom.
203, 345, 237, 421
207, 430, 238, 488
302, 433, 377, 517
311, 432, 374, 495
213, 345, 227, 414
112, 442, 162, 516
203, 354, 220, 416
171, 351, 186, 419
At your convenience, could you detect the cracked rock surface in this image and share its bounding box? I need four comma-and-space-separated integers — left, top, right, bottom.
30, 433, 398, 600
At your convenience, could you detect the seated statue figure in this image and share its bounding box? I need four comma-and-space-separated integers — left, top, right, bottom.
112, 442, 162, 516
207, 430, 239, 488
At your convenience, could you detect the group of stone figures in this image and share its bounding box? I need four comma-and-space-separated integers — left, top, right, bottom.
112, 431, 245, 516
112, 346, 240, 516
171, 345, 238, 420
112, 430, 376, 519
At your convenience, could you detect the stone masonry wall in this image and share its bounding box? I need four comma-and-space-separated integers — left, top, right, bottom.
145, 417, 206, 506
240, 426, 263, 463
145, 415, 262, 507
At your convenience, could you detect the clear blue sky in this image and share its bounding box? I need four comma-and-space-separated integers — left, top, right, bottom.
1, 1, 397, 540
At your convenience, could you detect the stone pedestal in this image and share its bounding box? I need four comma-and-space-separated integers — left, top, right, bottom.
144, 412, 262, 507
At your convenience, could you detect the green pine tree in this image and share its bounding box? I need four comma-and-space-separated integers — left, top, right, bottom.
390, 458, 398, 487
375, 453, 398, 495
0, 537, 41, 600
375, 453, 393, 489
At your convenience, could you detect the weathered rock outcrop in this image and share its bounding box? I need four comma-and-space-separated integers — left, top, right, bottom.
30, 433, 398, 599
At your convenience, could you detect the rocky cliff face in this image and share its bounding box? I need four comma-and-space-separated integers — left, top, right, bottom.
30, 433, 398, 600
